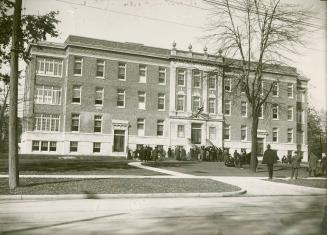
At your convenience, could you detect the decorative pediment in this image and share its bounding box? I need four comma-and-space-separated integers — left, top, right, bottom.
112, 119, 129, 129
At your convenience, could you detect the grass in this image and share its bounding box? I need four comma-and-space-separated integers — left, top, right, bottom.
0, 154, 162, 176
0, 178, 241, 195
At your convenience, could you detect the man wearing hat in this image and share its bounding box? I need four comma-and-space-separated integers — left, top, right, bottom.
290, 151, 302, 179
262, 144, 278, 180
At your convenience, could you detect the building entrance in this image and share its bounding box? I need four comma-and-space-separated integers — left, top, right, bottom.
113, 130, 125, 152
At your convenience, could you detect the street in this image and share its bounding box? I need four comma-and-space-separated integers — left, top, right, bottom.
1, 195, 326, 235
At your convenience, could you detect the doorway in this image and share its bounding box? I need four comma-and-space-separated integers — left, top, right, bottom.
113, 130, 125, 152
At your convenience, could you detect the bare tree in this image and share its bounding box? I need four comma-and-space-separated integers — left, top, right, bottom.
205, 0, 312, 171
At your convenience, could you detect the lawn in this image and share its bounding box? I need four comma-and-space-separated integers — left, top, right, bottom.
0, 154, 162, 176
144, 161, 312, 178
0, 178, 241, 195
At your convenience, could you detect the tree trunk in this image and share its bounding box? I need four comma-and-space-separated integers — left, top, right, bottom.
250, 107, 259, 172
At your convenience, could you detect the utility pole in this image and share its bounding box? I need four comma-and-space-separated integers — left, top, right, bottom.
9, 0, 22, 189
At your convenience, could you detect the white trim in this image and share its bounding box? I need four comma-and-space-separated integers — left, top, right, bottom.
241, 101, 247, 117
117, 89, 126, 108
139, 64, 147, 83
272, 127, 278, 143
272, 83, 279, 97
96, 59, 105, 79
138, 91, 146, 110
224, 100, 231, 116
158, 93, 165, 111
287, 106, 293, 121
272, 104, 279, 120
72, 85, 82, 104
158, 67, 167, 85
177, 68, 186, 87
287, 83, 294, 99
240, 125, 247, 141
73, 56, 83, 76
118, 62, 127, 81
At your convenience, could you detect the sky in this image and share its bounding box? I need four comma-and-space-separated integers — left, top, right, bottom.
22, 0, 327, 112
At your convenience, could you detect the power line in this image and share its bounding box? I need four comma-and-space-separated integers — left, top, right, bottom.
55, 0, 204, 29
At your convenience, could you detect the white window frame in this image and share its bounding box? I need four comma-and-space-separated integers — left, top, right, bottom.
272, 128, 278, 143
36, 57, 63, 77
177, 125, 185, 138
70, 141, 78, 152
241, 125, 247, 141
176, 94, 185, 111
158, 67, 166, 85
118, 62, 126, 81
225, 77, 231, 92
208, 97, 216, 114
35, 85, 62, 105
258, 104, 264, 119
208, 75, 216, 90
272, 83, 279, 97
139, 64, 147, 83
177, 69, 186, 86
192, 96, 201, 112
287, 128, 293, 143
73, 57, 83, 76
72, 85, 81, 104
34, 114, 60, 132
224, 124, 231, 140
93, 142, 101, 153
287, 83, 294, 98
158, 93, 165, 111
157, 120, 164, 136
138, 91, 146, 110
94, 115, 102, 133
137, 118, 145, 136
272, 104, 279, 120
287, 106, 293, 121
71, 113, 80, 132
96, 59, 105, 78
241, 101, 247, 117
95, 87, 104, 106
32, 140, 40, 151
193, 70, 201, 88
117, 89, 125, 108
224, 100, 231, 116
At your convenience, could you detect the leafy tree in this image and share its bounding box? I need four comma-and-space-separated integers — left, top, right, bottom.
205, 0, 311, 171
307, 107, 323, 158
0, 0, 60, 151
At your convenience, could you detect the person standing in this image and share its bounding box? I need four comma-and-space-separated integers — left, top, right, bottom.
290, 151, 302, 179
308, 152, 318, 177
262, 144, 278, 180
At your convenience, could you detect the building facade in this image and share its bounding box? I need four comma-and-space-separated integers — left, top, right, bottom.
21, 35, 308, 161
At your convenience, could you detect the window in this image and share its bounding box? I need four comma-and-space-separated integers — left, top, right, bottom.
177, 125, 185, 138
118, 62, 126, 80
72, 85, 81, 104
208, 98, 216, 114
32, 140, 40, 151
71, 113, 80, 132
93, 142, 101, 153
224, 124, 231, 140
224, 100, 231, 116
272, 83, 279, 96
287, 106, 293, 121
73, 57, 82, 75
191, 123, 202, 144
41, 141, 49, 151
193, 70, 201, 88
287, 128, 293, 143
209, 127, 216, 140
94, 115, 102, 133
158, 67, 166, 84
177, 94, 185, 111
158, 93, 165, 111
139, 65, 147, 83
117, 89, 125, 108
272, 104, 279, 119
138, 91, 146, 110
96, 59, 105, 78
137, 118, 145, 136
36, 57, 63, 77
287, 83, 293, 98
70, 141, 78, 152
34, 114, 60, 132
177, 69, 185, 86
208, 75, 216, 89
272, 128, 278, 143
35, 86, 61, 105
157, 120, 164, 136
241, 101, 247, 117
241, 125, 247, 141
95, 87, 104, 105
49, 141, 57, 152
192, 96, 201, 112
258, 104, 264, 118
225, 78, 231, 92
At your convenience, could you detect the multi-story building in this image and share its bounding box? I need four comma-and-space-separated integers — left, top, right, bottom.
21, 35, 308, 161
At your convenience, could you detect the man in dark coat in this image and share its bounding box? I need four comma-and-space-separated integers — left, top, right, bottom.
262, 144, 278, 180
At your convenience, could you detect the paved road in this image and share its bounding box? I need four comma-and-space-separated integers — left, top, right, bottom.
1, 196, 326, 235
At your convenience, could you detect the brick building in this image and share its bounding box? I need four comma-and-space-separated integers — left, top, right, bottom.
21, 35, 308, 161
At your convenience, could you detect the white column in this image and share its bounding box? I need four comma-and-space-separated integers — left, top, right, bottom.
186, 68, 192, 113
202, 71, 208, 113
169, 62, 176, 113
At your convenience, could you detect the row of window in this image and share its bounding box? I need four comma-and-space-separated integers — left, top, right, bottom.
224, 78, 295, 99
175, 94, 217, 113
31, 140, 101, 153
176, 69, 218, 89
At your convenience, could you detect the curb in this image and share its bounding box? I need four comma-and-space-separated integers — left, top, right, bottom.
0, 189, 247, 200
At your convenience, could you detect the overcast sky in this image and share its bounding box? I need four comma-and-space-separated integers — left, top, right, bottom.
23, 0, 326, 112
